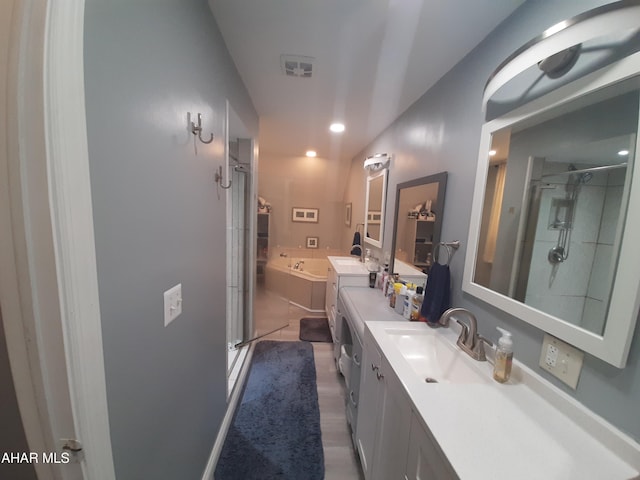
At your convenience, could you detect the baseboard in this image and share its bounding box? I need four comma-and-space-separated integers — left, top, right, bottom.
201, 343, 254, 480
289, 300, 325, 314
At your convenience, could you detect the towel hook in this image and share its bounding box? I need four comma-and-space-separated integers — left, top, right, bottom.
433, 241, 460, 266
190, 113, 214, 144
215, 165, 232, 189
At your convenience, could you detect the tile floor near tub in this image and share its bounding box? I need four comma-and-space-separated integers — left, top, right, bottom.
254, 289, 365, 480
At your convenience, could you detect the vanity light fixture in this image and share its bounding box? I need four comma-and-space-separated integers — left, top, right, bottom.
330, 123, 345, 133
618, 149, 629, 156
306, 150, 317, 158
364, 153, 390, 171
489, 149, 497, 156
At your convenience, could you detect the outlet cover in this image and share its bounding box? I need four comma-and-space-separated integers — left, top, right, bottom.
539, 333, 584, 389
163, 284, 182, 326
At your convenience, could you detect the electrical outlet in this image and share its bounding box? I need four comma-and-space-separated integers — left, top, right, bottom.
163, 284, 182, 326
539, 334, 584, 389
545, 344, 558, 367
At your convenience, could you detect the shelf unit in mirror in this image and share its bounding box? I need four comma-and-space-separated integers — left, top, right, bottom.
390, 172, 447, 278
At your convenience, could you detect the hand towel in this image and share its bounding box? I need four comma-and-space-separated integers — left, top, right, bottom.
419, 262, 451, 324
352, 231, 361, 246
350, 231, 362, 256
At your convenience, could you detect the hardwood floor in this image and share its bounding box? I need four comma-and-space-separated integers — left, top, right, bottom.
254, 287, 365, 480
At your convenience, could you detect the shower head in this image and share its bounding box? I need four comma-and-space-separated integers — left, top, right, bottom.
567, 164, 593, 186
580, 172, 593, 183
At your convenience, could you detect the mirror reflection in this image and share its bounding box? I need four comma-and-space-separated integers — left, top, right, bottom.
390, 173, 447, 277
366, 175, 383, 242
364, 169, 387, 248
474, 78, 638, 335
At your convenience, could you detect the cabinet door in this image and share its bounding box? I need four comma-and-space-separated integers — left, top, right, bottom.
355, 335, 383, 479
405, 413, 457, 480
325, 266, 338, 323
372, 356, 412, 480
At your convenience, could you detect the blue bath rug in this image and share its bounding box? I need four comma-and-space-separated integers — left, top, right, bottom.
214, 340, 324, 480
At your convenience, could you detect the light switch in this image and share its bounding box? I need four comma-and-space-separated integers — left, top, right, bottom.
539, 334, 584, 389
163, 284, 182, 326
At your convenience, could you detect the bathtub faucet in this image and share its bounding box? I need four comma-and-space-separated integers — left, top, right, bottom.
293, 260, 304, 270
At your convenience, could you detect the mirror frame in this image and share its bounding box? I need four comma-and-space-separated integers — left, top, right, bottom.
389, 172, 448, 277
464, 44, 640, 367
364, 168, 388, 248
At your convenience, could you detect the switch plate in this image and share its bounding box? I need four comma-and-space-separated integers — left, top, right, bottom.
163, 284, 182, 326
539, 333, 584, 389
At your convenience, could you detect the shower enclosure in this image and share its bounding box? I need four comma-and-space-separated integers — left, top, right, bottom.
474, 85, 638, 336
513, 158, 630, 334
225, 103, 257, 396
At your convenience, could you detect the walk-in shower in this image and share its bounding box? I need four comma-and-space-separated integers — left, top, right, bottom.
546, 164, 594, 264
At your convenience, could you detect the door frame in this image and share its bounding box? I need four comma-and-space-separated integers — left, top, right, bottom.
2, 0, 115, 478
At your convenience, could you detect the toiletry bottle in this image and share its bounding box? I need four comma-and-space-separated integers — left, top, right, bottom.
410, 286, 424, 321
394, 283, 405, 314
493, 327, 513, 383
386, 274, 398, 299
380, 267, 389, 293
403, 284, 415, 319
389, 282, 399, 308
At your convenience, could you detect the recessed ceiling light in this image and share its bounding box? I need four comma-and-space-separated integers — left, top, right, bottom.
330, 123, 345, 133
306, 150, 317, 158
618, 149, 629, 156
489, 149, 497, 156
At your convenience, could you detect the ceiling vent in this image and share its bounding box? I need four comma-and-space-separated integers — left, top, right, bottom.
280, 55, 314, 78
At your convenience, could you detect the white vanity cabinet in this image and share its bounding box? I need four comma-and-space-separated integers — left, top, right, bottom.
325, 263, 338, 332
405, 413, 457, 480
356, 328, 412, 480
325, 257, 368, 360
336, 294, 363, 437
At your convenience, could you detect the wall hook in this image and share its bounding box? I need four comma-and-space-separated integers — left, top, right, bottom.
215, 165, 232, 189
190, 113, 214, 144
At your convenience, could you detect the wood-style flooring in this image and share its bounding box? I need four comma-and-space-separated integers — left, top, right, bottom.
254, 286, 365, 480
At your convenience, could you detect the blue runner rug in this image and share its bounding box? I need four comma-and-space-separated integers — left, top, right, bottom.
214, 340, 324, 480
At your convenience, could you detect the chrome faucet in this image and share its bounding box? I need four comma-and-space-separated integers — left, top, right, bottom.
439, 308, 493, 361
293, 260, 304, 270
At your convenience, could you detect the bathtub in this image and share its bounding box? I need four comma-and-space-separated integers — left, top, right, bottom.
264, 257, 328, 312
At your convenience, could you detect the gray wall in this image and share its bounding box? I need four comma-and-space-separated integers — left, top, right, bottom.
349, 1, 640, 442
84, 1, 258, 478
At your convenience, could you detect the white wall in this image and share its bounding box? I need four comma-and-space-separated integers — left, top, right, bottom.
259, 153, 344, 253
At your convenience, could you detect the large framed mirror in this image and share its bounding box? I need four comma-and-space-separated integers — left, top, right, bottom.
364, 168, 388, 248
389, 172, 447, 278
464, 4, 640, 367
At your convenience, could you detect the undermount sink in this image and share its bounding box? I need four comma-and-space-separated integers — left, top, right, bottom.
383, 327, 491, 384
333, 257, 363, 265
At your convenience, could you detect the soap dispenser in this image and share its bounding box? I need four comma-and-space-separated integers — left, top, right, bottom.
493, 327, 513, 383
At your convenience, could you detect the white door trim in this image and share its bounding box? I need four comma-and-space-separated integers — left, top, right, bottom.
43, 0, 115, 477
2, 0, 115, 478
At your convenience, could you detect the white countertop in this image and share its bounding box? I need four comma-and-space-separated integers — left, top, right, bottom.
393, 258, 427, 280
328, 256, 371, 276
339, 286, 406, 342
339, 287, 640, 479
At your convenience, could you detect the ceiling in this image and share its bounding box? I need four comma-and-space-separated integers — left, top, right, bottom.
209, 0, 524, 162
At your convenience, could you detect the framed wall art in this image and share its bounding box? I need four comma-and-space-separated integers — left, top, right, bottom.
292, 207, 319, 223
